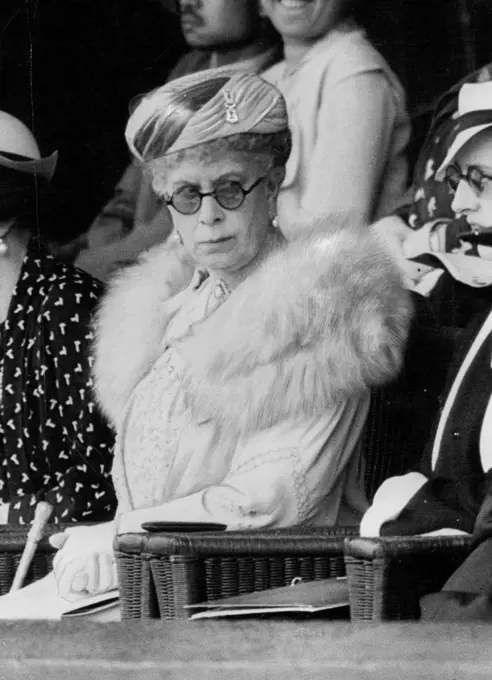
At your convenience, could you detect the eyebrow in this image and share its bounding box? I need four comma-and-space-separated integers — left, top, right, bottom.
171, 171, 249, 191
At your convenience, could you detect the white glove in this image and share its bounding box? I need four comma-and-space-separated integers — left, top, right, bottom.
49, 522, 117, 602
360, 472, 428, 537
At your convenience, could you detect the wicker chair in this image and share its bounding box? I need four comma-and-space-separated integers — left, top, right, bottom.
115, 526, 357, 619
344, 534, 473, 621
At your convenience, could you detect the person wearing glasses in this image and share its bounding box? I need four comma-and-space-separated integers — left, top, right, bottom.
374, 82, 492, 328
360, 83, 492, 619
37, 70, 410, 606
62, 0, 282, 282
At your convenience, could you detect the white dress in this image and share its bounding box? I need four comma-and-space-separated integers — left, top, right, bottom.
112, 271, 370, 529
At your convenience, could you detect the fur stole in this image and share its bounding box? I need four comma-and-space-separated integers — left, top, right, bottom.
94, 219, 413, 434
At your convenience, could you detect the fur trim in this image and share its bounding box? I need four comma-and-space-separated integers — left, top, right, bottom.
94, 217, 413, 433
93, 238, 194, 426
178, 218, 413, 434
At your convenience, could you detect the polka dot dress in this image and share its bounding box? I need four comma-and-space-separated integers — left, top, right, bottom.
0, 238, 116, 525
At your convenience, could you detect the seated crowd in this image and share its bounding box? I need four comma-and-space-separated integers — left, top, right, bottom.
0, 0, 491, 622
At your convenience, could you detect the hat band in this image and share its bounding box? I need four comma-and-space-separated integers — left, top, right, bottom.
449, 110, 492, 139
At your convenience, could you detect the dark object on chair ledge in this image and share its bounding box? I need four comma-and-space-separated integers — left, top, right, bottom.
141, 522, 227, 533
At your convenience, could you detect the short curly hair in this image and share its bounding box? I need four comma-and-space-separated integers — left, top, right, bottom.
153, 129, 292, 173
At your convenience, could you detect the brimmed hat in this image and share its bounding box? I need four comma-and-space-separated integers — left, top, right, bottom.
436, 82, 492, 180
0, 111, 58, 181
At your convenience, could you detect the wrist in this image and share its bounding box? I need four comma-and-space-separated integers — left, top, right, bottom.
0, 503, 9, 524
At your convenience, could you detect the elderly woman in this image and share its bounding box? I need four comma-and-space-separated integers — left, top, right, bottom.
47, 69, 410, 603
0, 111, 116, 525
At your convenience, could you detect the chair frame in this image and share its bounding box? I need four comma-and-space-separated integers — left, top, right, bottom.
344, 534, 473, 621
115, 527, 357, 619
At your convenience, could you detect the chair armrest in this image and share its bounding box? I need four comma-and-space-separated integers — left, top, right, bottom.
344, 535, 473, 621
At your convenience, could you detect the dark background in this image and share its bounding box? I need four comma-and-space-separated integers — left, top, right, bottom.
0, 0, 491, 242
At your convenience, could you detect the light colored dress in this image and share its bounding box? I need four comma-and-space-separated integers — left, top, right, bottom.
263, 23, 410, 236
112, 270, 369, 529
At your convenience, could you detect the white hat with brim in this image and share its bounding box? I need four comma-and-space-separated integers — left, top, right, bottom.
0, 110, 58, 181
0, 150, 58, 181
435, 82, 492, 181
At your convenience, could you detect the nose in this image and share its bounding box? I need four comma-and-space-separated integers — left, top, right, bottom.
451, 178, 478, 216
179, 0, 199, 10
197, 195, 224, 228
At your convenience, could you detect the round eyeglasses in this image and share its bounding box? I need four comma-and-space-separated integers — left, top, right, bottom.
165, 176, 266, 215
445, 163, 492, 196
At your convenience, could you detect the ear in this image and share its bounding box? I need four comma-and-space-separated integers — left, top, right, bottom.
265, 166, 285, 201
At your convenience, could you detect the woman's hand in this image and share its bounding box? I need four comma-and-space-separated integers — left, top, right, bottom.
49, 522, 117, 602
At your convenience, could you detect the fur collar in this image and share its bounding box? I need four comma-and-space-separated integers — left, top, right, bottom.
94, 220, 412, 434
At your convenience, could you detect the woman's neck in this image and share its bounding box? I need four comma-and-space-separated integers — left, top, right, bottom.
0, 224, 30, 324
282, 19, 350, 67
209, 228, 286, 291
213, 31, 277, 68
283, 39, 316, 67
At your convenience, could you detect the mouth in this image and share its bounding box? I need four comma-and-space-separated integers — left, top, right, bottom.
277, 0, 314, 9
198, 236, 235, 250
202, 236, 234, 244
180, 13, 203, 28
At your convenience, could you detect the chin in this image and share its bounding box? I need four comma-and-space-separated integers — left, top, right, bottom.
181, 30, 215, 49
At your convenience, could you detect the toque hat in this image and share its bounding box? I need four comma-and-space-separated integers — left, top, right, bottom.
125, 67, 288, 162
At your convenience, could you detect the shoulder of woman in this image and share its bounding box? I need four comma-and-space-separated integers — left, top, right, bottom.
317, 29, 405, 101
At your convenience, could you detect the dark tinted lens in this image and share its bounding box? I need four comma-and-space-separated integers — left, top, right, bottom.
172, 186, 201, 214
215, 182, 244, 209
445, 165, 461, 192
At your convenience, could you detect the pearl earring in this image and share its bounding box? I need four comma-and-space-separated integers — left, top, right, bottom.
271, 215, 280, 229
0, 222, 16, 256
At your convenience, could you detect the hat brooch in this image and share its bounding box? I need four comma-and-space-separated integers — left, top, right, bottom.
223, 90, 239, 124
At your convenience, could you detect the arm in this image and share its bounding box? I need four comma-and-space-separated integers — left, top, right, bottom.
303, 71, 397, 223
8, 274, 117, 525
51, 402, 366, 599
118, 398, 368, 533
